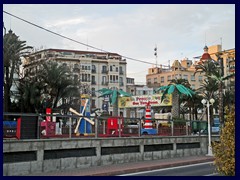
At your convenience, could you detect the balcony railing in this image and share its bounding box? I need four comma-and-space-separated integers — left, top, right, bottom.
109, 81, 119, 84
102, 70, 108, 74
101, 82, 109, 86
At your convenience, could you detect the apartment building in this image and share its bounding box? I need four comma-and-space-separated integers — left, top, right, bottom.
146, 58, 203, 90
146, 45, 235, 91
22, 48, 127, 116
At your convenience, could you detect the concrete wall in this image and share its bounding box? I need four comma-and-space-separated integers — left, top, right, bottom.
3, 136, 219, 176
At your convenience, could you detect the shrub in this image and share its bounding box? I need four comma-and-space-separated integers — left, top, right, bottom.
213, 105, 235, 176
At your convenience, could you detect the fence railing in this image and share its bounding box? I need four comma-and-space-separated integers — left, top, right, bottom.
3, 112, 210, 140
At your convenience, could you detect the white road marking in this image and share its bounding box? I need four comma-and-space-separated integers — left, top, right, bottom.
118, 161, 213, 176
204, 173, 219, 176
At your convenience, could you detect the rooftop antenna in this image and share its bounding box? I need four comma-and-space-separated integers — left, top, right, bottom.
9, 15, 11, 30
220, 37, 222, 48
154, 45, 157, 67
87, 37, 88, 51
205, 32, 207, 46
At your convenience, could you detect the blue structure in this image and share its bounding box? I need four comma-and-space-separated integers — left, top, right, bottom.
79, 96, 92, 134
141, 128, 157, 135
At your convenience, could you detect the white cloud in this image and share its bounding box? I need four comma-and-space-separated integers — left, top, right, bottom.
45, 17, 87, 28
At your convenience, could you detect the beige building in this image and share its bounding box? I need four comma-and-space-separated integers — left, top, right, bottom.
146, 58, 204, 90
146, 45, 235, 91
23, 48, 127, 116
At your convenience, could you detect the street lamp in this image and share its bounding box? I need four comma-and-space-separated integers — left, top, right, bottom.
201, 98, 215, 156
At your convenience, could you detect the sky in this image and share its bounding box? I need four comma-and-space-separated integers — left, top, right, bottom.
3, 4, 235, 84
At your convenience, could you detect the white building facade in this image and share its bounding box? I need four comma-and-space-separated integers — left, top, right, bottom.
23, 49, 127, 116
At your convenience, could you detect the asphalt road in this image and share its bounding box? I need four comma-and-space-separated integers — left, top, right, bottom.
119, 162, 220, 176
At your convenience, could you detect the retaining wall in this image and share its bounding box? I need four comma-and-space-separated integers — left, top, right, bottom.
3, 135, 219, 176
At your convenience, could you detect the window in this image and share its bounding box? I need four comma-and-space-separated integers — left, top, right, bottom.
167, 75, 171, 81
191, 75, 195, 81
92, 76, 96, 83
161, 77, 164, 83
91, 99, 96, 108
120, 66, 123, 74
147, 79, 151, 84
91, 88, 96, 96
102, 65, 107, 73
183, 75, 188, 80
130, 111, 135, 118
110, 66, 113, 71
154, 78, 157, 84
116, 67, 118, 72
102, 76, 106, 82
92, 65, 96, 73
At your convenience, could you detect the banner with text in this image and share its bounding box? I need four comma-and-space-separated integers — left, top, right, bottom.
118, 94, 172, 108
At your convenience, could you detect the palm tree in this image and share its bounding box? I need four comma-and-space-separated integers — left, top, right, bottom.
208, 72, 235, 125
195, 58, 234, 126
18, 75, 43, 113
98, 88, 131, 116
155, 79, 195, 118
38, 61, 79, 108
3, 29, 32, 113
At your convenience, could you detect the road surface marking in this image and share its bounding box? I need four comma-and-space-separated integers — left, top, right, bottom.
118, 161, 213, 176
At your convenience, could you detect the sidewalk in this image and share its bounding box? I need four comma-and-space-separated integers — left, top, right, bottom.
28, 155, 214, 176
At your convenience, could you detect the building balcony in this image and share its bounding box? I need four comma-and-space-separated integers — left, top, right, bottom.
119, 71, 124, 75
91, 81, 96, 85
92, 69, 96, 73
101, 82, 109, 86
109, 81, 119, 84
102, 70, 108, 74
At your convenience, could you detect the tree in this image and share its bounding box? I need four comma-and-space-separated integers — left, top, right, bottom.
98, 88, 131, 116
38, 61, 79, 109
18, 74, 43, 113
155, 79, 195, 118
195, 58, 235, 126
3, 30, 32, 112
213, 105, 235, 176
195, 60, 220, 125
208, 72, 235, 125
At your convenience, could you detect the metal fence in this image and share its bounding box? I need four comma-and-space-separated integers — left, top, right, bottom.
3, 112, 210, 140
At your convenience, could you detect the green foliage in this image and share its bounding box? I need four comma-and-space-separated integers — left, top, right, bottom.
37, 61, 79, 108
98, 88, 131, 105
213, 105, 235, 176
3, 30, 33, 112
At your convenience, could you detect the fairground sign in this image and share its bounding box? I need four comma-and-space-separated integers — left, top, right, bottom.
118, 94, 172, 108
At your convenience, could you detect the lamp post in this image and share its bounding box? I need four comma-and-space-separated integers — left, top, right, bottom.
201, 98, 215, 156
